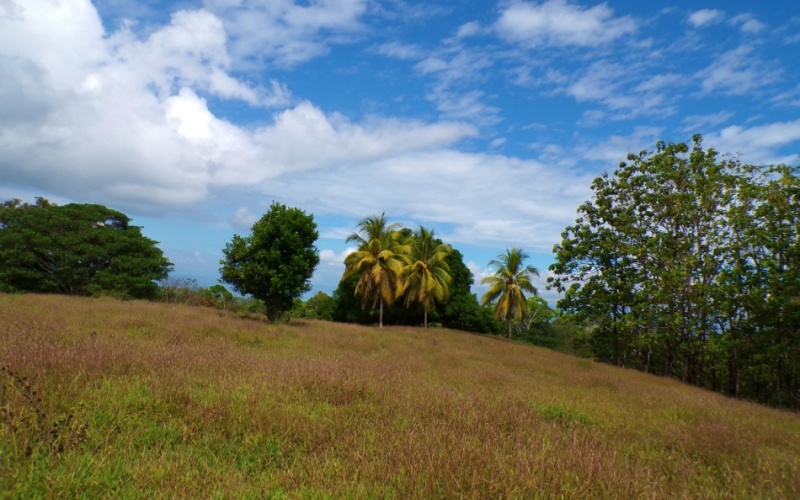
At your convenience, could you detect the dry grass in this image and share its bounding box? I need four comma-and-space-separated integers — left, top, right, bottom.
1, 293, 798, 498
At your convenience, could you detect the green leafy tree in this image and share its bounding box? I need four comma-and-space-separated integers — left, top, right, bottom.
308, 291, 336, 320
481, 248, 540, 340
293, 291, 336, 320
220, 202, 320, 321
548, 135, 800, 408
332, 272, 376, 324
515, 296, 560, 347
433, 248, 497, 333
403, 227, 452, 328
0, 199, 171, 299
209, 284, 234, 311
342, 213, 411, 328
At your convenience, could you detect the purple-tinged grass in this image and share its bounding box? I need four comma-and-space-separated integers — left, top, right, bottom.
1, 294, 798, 497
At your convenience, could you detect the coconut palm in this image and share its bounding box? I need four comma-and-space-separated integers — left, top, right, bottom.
342, 213, 411, 328
403, 227, 452, 328
481, 247, 539, 340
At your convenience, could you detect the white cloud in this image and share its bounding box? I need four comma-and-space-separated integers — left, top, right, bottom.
374, 41, 424, 60
495, 0, 637, 47
312, 247, 356, 293
578, 126, 664, 166
426, 87, 501, 125
771, 84, 800, 107
706, 120, 800, 164
567, 61, 627, 102
456, 21, 482, 38
319, 248, 356, 266
202, 0, 369, 67
681, 111, 734, 133
688, 9, 724, 28
0, 0, 106, 94
634, 73, 682, 92
564, 61, 676, 120
251, 102, 478, 172
414, 44, 500, 125
232, 207, 259, 230
273, 150, 595, 253
730, 13, 767, 34
697, 45, 780, 96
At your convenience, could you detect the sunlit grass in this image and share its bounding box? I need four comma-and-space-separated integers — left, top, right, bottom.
2, 294, 798, 497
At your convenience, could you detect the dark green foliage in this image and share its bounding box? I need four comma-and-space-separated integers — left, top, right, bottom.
548, 136, 800, 408
220, 202, 320, 321
0, 198, 171, 299
436, 248, 499, 333
332, 272, 378, 324
514, 297, 560, 349
290, 291, 336, 320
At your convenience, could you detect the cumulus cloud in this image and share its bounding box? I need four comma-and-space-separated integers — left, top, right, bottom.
250, 102, 478, 173
495, 0, 637, 47
0, 0, 475, 215
688, 9, 724, 28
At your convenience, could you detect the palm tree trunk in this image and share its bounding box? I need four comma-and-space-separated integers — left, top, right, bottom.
424, 310, 428, 328
507, 319, 512, 341
379, 299, 384, 328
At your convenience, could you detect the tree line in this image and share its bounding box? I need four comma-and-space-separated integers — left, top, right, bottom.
548, 135, 800, 408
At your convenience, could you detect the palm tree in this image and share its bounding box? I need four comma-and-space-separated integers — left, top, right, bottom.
403, 227, 452, 328
481, 247, 539, 340
342, 213, 411, 328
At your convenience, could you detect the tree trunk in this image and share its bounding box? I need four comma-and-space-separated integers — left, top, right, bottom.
507, 319, 512, 341
379, 299, 384, 328
424, 310, 428, 328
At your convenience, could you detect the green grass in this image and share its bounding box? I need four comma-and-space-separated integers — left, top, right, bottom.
2, 294, 799, 498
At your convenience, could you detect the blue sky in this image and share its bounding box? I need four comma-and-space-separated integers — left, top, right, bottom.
1, 0, 799, 303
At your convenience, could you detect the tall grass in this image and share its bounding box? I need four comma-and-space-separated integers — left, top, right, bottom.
2, 294, 798, 497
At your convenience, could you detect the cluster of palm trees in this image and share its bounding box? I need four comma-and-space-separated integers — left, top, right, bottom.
343, 214, 451, 328
342, 213, 540, 337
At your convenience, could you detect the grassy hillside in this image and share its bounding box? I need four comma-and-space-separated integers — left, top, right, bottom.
2, 294, 798, 498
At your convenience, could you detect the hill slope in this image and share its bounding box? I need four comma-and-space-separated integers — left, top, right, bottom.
2, 294, 798, 497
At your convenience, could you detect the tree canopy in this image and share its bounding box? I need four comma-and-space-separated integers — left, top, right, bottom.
0, 198, 172, 299
342, 213, 411, 328
548, 135, 800, 408
220, 202, 320, 321
402, 227, 452, 328
481, 248, 540, 340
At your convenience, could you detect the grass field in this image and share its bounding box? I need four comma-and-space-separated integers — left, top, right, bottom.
2, 294, 799, 498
